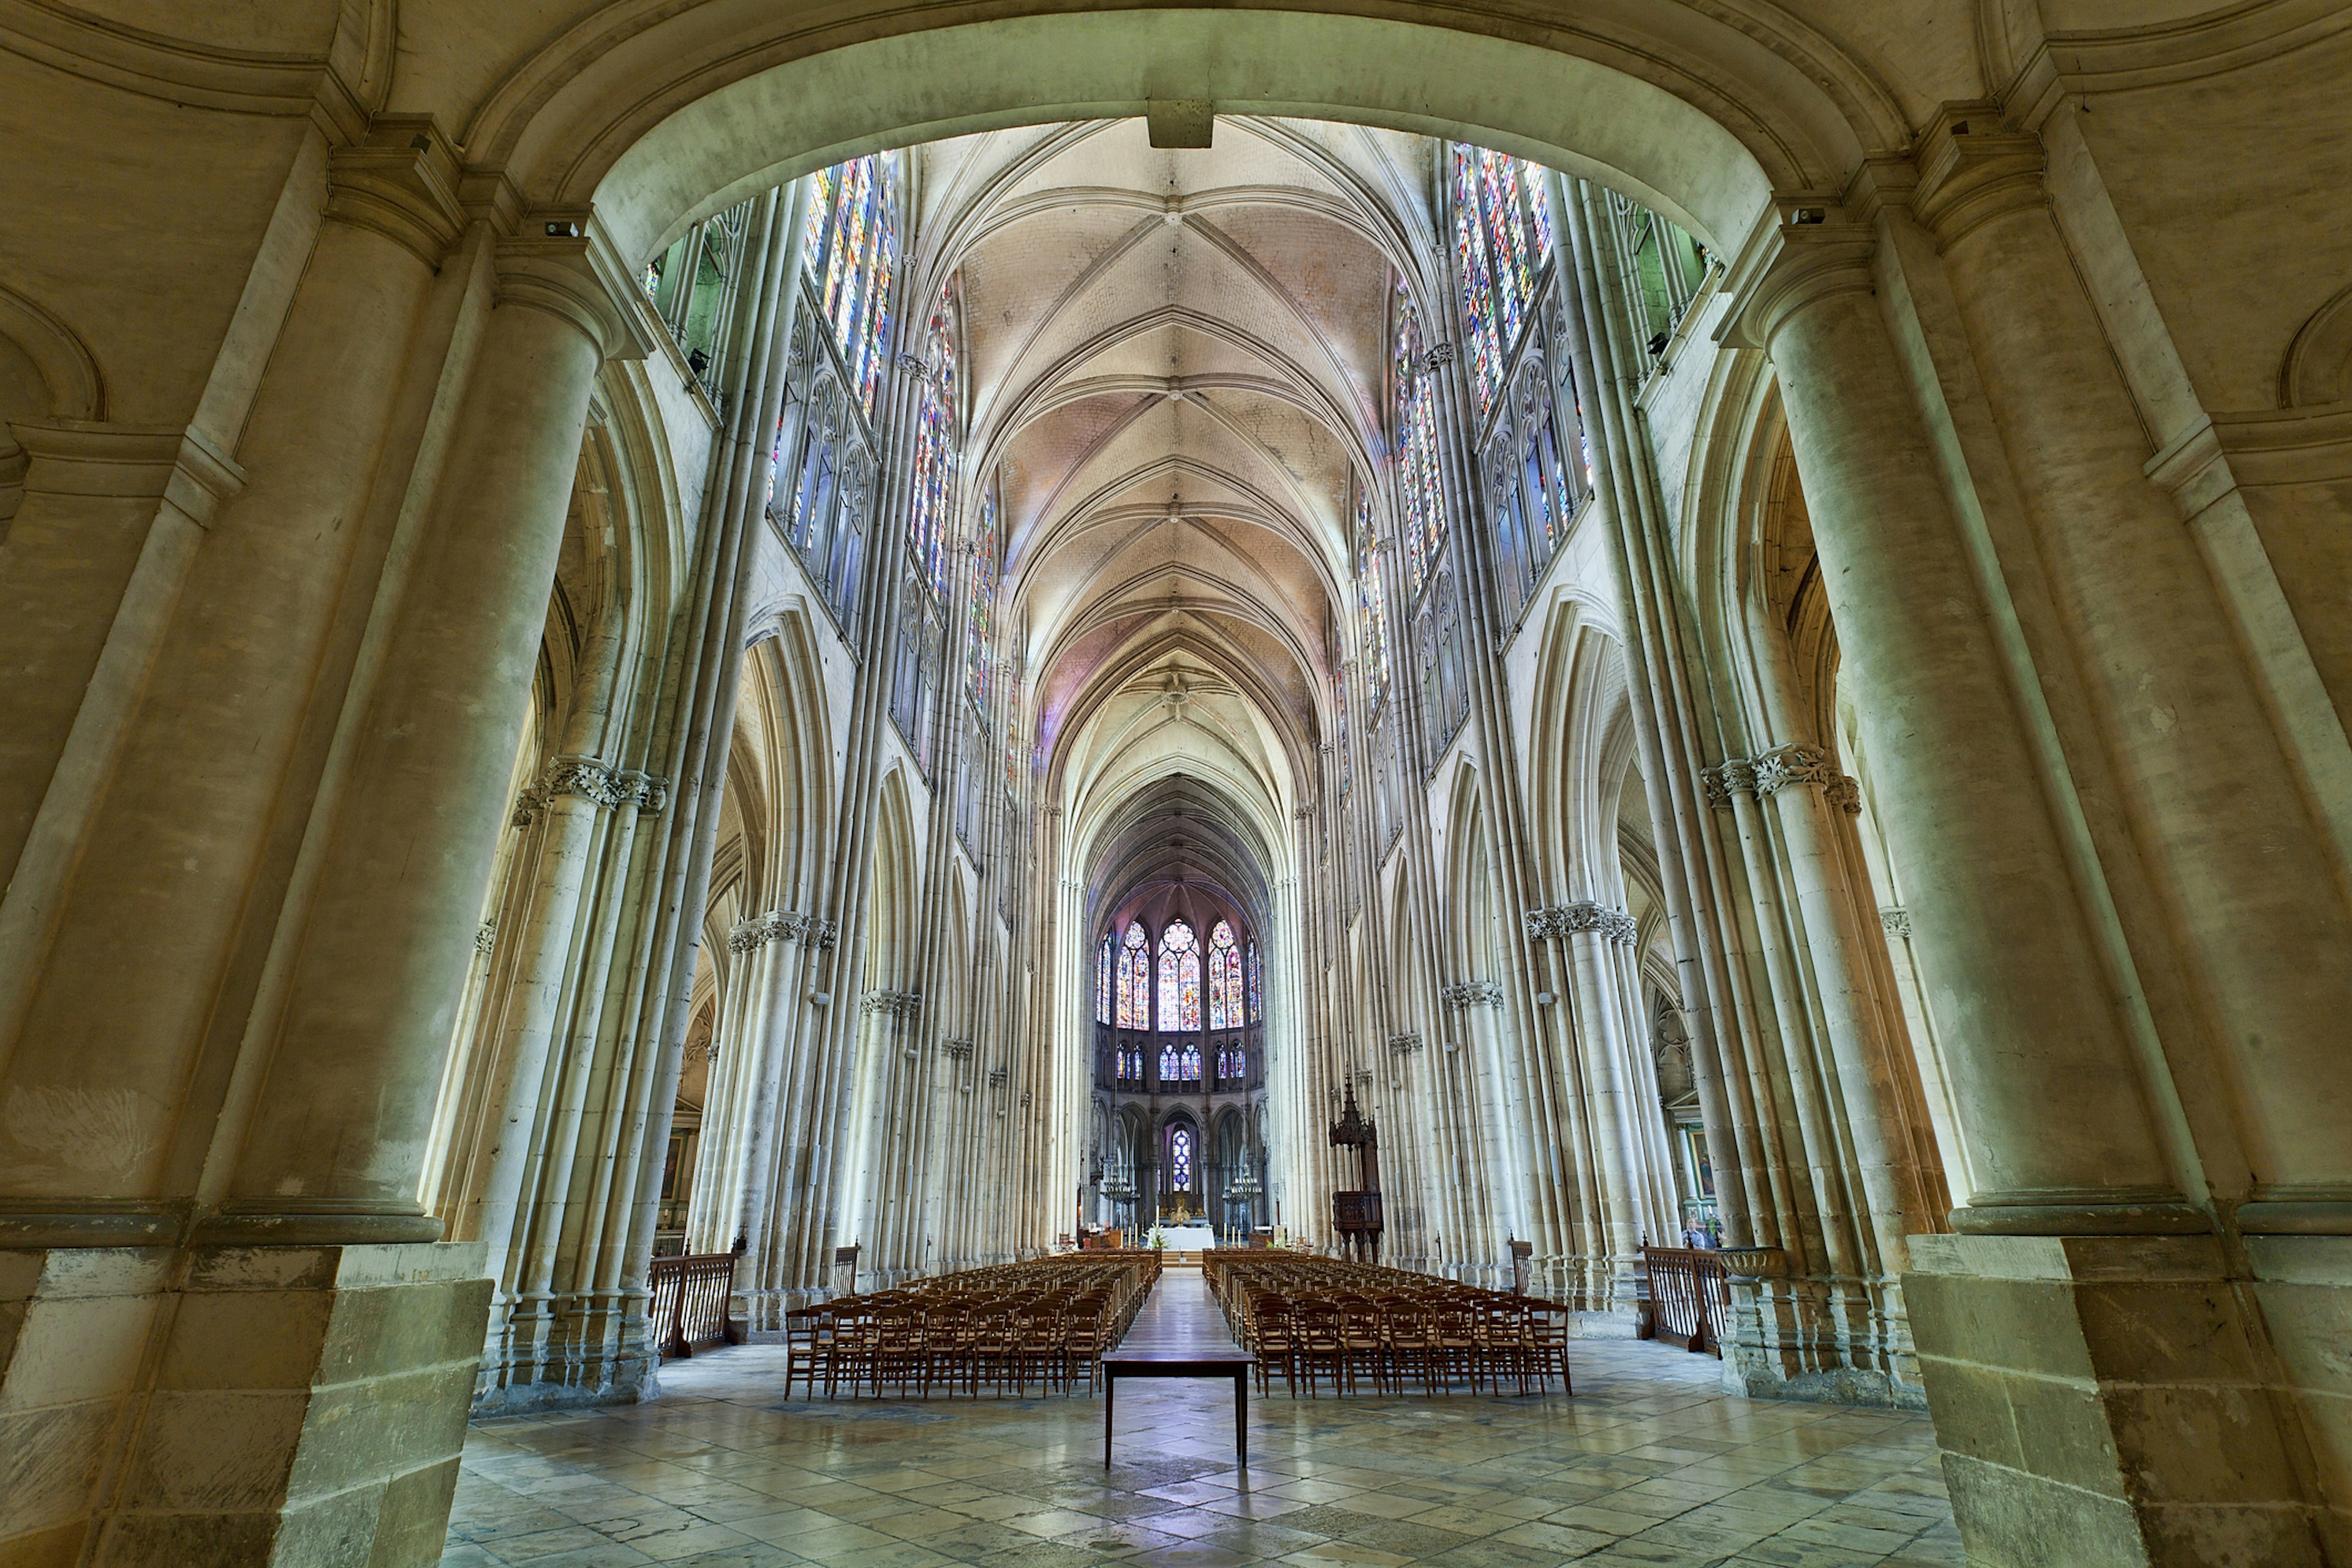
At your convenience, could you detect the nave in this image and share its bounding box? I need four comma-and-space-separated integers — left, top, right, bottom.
5, 6, 2350, 1567
444, 1278, 1956, 1568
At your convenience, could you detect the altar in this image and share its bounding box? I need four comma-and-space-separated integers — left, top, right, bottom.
1161, 1223, 1217, 1251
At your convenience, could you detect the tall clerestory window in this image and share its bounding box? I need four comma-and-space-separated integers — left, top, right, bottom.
1450, 144, 1589, 626
769, 153, 902, 633
1157, 921, 1200, 1033
890, 281, 958, 773
807, 154, 902, 421
1246, 940, 1262, 1023
1207, 921, 1244, 1030
1353, 481, 1390, 716
1116, 921, 1150, 1029
967, 473, 1000, 710
1451, 145, 1553, 418
1392, 282, 1449, 600
1097, 933, 1114, 1025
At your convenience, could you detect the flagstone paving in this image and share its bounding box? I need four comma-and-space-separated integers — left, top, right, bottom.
442, 1302, 1959, 1568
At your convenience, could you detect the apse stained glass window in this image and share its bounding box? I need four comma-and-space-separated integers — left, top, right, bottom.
1207, 921, 1244, 1031
1097, 934, 1113, 1025
1170, 1126, 1194, 1191
1157, 921, 1200, 1033
1218, 1043, 1245, 1081
1117, 921, 1150, 1030
1451, 145, 1553, 416
804, 153, 901, 421
1393, 282, 1450, 599
1180, 1044, 1201, 1083
967, 473, 1000, 709
1246, 941, 1262, 1023
1353, 483, 1390, 712
906, 285, 959, 599
1118, 1046, 1142, 1085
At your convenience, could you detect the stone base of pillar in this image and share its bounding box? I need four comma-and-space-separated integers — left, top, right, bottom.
1907, 1232, 2327, 1567
472, 1295, 656, 1417
1, 1239, 490, 1567
1720, 1274, 1925, 1410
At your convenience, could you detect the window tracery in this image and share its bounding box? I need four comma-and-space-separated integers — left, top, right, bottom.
1169, 1126, 1194, 1191
1156, 920, 1200, 1033
1207, 921, 1243, 1030
1392, 282, 1449, 600
1451, 145, 1552, 416
1117, 921, 1150, 1030
1352, 481, 1390, 714
805, 153, 901, 420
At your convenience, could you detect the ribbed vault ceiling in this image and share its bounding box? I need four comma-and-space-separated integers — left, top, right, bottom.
914, 116, 1432, 912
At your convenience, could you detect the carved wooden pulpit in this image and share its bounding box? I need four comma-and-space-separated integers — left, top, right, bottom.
1329, 1080, 1383, 1259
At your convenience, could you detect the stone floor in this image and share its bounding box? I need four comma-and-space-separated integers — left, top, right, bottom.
441, 1284, 1959, 1568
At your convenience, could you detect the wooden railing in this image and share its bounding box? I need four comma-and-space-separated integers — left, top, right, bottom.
648, 1247, 741, 1360
1640, 1245, 1730, 1356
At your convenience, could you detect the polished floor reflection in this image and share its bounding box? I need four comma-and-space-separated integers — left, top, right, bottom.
440, 1319, 1959, 1568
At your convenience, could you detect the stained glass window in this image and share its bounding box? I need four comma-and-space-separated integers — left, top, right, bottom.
1097, 934, 1113, 1025
1207, 921, 1243, 1030
967, 473, 999, 709
804, 153, 901, 421
1246, 941, 1262, 1023
1180, 1044, 1201, 1082
1452, 145, 1553, 416
1117, 921, 1150, 1030
1118, 1046, 1142, 1085
906, 285, 958, 599
1353, 482, 1390, 711
1218, 1043, 1245, 1081
1157, 921, 1200, 1033
1393, 282, 1450, 599
1170, 1126, 1193, 1190
1335, 665, 1351, 798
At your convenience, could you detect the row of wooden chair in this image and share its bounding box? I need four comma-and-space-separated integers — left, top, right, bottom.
1205, 1255, 1573, 1397
783, 1253, 1159, 1400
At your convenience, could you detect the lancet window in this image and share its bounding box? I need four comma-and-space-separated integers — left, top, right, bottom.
967, 472, 999, 709
1097, 935, 1113, 1025
1169, 1126, 1194, 1190
805, 153, 901, 420
1246, 941, 1262, 1022
1450, 145, 1552, 417
1207, 921, 1243, 1030
1352, 481, 1390, 715
1116, 922, 1150, 1029
1392, 283, 1449, 600
1156, 921, 1200, 1033
907, 285, 959, 599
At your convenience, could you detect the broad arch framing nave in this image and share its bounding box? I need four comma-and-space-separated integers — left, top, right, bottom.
4, 6, 2352, 1567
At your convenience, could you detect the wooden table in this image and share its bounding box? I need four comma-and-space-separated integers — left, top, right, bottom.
1100, 1268, 1253, 1468
1102, 1347, 1253, 1468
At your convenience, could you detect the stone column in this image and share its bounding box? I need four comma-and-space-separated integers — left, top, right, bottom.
217, 231, 648, 1237
1729, 218, 2188, 1232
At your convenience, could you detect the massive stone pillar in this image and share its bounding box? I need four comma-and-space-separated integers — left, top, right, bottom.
1732, 210, 2329, 1564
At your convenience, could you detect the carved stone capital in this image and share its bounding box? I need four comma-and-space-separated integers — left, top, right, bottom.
1823, 775, 1861, 815
1752, 743, 1834, 796
545, 755, 628, 809
1880, 907, 1912, 940
474, 919, 497, 956
1529, 902, 1636, 944
622, 772, 669, 814
1441, 981, 1505, 1009
861, 989, 922, 1017
1700, 758, 1755, 807
941, 1038, 974, 1061
1422, 343, 1456, 370
510, 784, 549, 829
1912, 106, 2048, 251
326, 116, 465, 267
1388, 1033, 1423, 1055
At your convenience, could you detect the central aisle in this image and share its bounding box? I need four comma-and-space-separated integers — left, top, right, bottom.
1115, 1264, 1242, 1357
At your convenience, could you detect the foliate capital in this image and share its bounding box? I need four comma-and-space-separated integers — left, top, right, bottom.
545, 755, 628, 809
1387, 1033, 1423, 1055
1880, 907, 1912, 940
1752, 744, 1833, 796
1441, 980, 1505, 1009
861, 988, 922, 1017
1700, 758, 1756, 808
